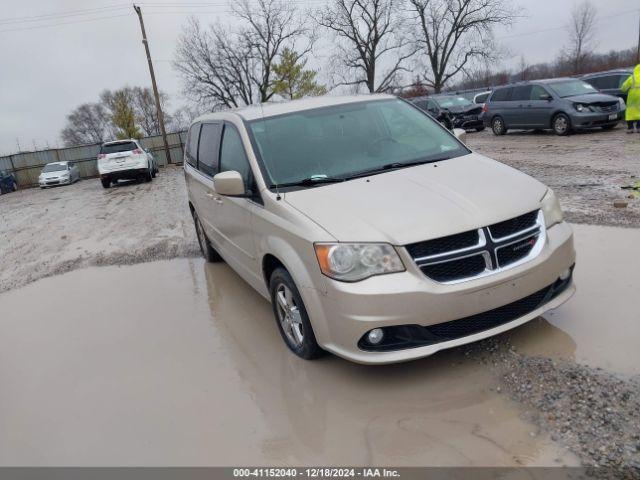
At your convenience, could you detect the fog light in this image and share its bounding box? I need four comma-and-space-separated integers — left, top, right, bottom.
559, 269, 571, 281
367, 328, 384, 345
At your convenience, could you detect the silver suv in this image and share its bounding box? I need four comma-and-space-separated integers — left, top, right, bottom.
184, 95, 575, 364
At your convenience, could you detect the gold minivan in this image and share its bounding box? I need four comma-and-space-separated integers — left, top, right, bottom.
184, 95, 575, 364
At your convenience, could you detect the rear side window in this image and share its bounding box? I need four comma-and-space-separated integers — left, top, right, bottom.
100, 142, 137, 154
490, 87, 512, 102
219, 124, 252, 190
511, 85, 532, 101
475, 92, 490, 103
617, 74, 631, 87
185, 124, 200, 168
197, 123, 222, 177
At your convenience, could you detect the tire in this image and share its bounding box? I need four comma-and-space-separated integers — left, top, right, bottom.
552, 113, 571, 136
145, 169, 152, 182
101, 178, 110, 189
491, 116, 506, 135
269, 267, 324, 360
151, 166, 157, 178
602, 124, 616, 131
193, 212, 222, 263
475, 126, 485, 132
12, 182, 17, 192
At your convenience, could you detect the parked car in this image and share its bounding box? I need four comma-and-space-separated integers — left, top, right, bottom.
410, 95, 484, 131
185, 95, 575, 364
482, 78, 625, 136
97, 139, 157, 189
0, 170, 17, 194
473, 91, 492, 104
582, 69, 633, 101
38, 161, 80, 188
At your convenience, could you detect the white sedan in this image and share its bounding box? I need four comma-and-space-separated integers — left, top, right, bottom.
39, 161, 80, 188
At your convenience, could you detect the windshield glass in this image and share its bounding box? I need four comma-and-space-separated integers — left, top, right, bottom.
248, 99, 468, 187
100, 142, 137, 154
548, 80, 598, 97
42, 163, 67, 173
433, 96, 473, 108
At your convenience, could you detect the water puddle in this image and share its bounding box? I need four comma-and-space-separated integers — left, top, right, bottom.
1, 222, 635, 465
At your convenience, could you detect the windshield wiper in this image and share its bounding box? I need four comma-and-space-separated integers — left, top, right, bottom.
270, 176, 346, 189
345, 156, 454, 180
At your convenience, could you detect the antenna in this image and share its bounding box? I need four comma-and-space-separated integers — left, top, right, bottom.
260, 102, 281, 201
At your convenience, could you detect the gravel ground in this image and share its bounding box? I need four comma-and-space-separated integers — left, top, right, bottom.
467, 127, 640, 228
464, 338, 640, 475
0, 167, 199, 294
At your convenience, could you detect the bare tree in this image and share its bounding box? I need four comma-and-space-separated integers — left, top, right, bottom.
131, 86, 170, 137
233, 0, 313, 102
61, 103, 111, 147
174, 18, 256, 109
408, 0, 517, 92
566, 1, 597, 74
316, 0, 414, 93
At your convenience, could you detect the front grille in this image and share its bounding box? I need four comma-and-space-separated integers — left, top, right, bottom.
592, 102, 618, 113
407, 210, 544, 283
421, 254, 486, 282
496, 233, 539, 267
406, 229, 479, 258
489, 210, 538, 239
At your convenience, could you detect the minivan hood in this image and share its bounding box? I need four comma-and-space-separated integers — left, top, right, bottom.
283, 153, 547, 245
564, 92, 619, 103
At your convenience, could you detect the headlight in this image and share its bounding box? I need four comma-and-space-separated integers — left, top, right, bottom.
541, 189, 564, 228
619, 97, 626, 109
314, 243, 405, 282
574, 103, 587, 112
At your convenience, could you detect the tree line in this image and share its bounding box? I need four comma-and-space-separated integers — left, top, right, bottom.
61, 0, 635, 146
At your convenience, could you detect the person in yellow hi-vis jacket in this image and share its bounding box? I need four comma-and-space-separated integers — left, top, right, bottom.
621, 64, 640, 133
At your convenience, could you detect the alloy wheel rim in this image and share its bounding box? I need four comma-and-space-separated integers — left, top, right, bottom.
494, 118, 503, 133
275, 284, 304, 347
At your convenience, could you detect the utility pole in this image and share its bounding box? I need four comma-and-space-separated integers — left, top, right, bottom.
133, 4, 172, 164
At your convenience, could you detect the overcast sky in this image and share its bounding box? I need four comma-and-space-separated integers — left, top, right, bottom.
0, 0, 638, 155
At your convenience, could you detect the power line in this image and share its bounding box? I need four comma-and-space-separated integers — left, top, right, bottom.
0, 4, 129, 25
0, 13, 131, 34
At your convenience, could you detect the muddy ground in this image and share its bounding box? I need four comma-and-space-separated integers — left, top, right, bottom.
1, 127, 640, 469
467, 127, 640, 228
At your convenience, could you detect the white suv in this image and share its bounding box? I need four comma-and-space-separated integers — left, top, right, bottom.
97, 139, 157, 188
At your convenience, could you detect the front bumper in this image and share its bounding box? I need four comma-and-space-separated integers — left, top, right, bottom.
570, 110, 623, 129
304, 221, 575, 364
451, 115, 484, 130
39, 177, 71, 187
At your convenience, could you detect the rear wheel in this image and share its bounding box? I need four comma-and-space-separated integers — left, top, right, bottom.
269, 268, 323, 360
101, 178, 110, 189
145, 169, 152, 182
475, 126, 485, 132
193, 212, 222, 263
491, 116, 506, 135
151, 165, 157, 178
552, 113, 571, 136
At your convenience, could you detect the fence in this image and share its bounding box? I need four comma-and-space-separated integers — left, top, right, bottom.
0, 131, 188, 187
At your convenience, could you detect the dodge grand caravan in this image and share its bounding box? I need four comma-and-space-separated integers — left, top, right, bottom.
185, 95, 575, 364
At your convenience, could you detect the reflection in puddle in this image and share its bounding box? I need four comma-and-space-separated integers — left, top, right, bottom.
0, 259, 576, 466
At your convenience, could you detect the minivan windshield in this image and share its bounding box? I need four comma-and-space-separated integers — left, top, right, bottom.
548, 80, 598, 98
248, 99, 468, 188
433, 96, 474, 108
42, 163, 67, 173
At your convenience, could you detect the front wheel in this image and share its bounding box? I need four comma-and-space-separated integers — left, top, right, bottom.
552, 113, 571, 136
269, 268, 323, 360
602, 124, 616, 131
492, 116, 507, 135
101, 178, 110, 189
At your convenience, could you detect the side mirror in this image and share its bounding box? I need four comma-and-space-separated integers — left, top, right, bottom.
540, 93, 552, 101
453, 128, 467, 144
213, 171, 245, 196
